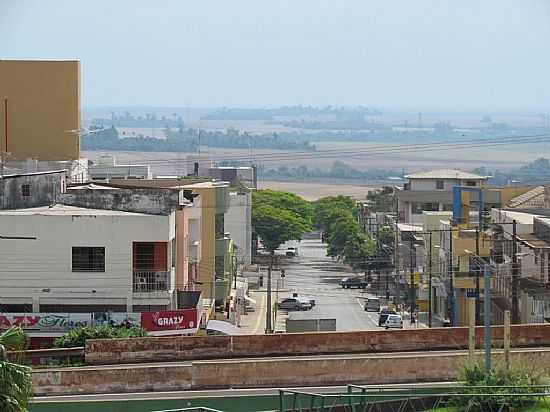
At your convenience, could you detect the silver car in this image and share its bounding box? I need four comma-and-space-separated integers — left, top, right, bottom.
279, 297, 312, 311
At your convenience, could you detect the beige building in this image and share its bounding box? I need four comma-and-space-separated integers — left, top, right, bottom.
0, 60, 80, 161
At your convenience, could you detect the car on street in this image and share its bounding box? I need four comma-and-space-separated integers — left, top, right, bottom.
292, 292, 316, 307
364, 297, 381, 312
378, 308, 397, 327
279, 297, 312, 311
340, 276, 368, 289
384, 314, 403, 329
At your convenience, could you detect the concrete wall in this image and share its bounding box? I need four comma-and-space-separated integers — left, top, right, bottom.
0, 60, 80, 161
61, 187, 181, 215
225, 190, 252, 265
0, 171, 65, 209
85, 324, 550, 365
0, 208, 173, 312
34, 348, 550, 395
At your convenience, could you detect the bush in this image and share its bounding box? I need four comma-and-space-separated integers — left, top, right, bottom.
450, 359, 549, 411
54, 325, 148, 348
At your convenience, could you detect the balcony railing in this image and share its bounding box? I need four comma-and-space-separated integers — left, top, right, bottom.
133, 270, 170, 292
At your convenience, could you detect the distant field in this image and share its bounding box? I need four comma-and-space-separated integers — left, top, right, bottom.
258, 180, 372, 201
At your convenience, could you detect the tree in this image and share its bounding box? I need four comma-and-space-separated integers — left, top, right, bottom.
252, 205, 310, 252
253, 190, 313, 226
0, 327, 32, 412
252, 202, 311, 333
325, 212, 359, 259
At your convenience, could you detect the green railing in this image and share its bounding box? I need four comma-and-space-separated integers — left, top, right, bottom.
279, 384, 550, 411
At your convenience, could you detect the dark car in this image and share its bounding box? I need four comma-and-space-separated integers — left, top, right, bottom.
340, 276, 368, 289
378, 308, 397, 327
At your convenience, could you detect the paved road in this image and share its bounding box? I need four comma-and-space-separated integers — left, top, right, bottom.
277, 235, 380, 331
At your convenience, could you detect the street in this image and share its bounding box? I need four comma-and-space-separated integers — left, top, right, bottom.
277, 235, 380, 331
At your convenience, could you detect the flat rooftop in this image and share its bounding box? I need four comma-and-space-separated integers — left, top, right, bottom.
0, 204, 153, 217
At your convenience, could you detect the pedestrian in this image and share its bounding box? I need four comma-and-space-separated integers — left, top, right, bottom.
411, 312, 416, 327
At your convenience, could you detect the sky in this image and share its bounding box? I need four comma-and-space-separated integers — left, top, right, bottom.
1, 0, 550, 111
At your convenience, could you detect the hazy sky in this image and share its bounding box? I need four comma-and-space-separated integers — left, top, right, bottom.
1, 0, 550, 110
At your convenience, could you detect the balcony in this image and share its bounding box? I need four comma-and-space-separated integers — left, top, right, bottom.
133, 270, 170, 292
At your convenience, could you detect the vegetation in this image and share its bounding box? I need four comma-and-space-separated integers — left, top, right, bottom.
447, 359, 549, 411
0, 327, 32, 412
252, 190, 312, 252
82, 126, 315, 152
53, 325, 148, 348
259, 161, 398, 181
474, 158, 550, 186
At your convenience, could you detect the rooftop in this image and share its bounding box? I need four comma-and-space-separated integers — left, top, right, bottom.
1, 170, 66, 179
0, 204, 153, 217
494, 209, 540, 225
507, 186, 546, 208
404, 169, 487, 180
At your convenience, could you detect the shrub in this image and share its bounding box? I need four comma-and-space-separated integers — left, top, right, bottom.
450, 358, 548, 411
54, 325, 148, 348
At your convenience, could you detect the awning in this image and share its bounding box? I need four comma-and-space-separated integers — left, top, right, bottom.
206, 320, 243, 335
244, 295, 257, 304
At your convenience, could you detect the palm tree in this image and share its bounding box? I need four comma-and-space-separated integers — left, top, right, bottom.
0, 327, 32, 412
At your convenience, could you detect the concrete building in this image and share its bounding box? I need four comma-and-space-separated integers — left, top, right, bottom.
225, 188, 253, 266
206, 166, 257, 189
0, 170, 66, 209
109, 178, 231, 304
0, 60, 80, 161
89, 155, 151, 181
0, 205, 177, 313
396, 169, 488, 223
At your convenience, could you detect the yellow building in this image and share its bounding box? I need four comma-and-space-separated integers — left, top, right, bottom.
0, 60, 80, 160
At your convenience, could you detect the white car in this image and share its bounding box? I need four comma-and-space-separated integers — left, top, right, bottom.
279, 297, 312, 311
384, 314, 403, 329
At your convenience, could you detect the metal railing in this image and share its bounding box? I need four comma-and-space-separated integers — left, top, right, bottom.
151, 408, 226, 412
279, 384, 550, 412
133, 270, 170, 292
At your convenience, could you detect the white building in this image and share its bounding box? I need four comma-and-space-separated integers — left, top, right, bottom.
224, 189, 252, 266
89, 155, 151, 181
397, 169, 488, 224
0, 205, 177, 313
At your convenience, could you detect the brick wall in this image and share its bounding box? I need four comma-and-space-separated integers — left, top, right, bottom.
85, 324, 550, 365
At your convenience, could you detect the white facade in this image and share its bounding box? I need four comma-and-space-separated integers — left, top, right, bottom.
224, 190, 252, 266
89, 155, 151, 181
0, 205, 176, 313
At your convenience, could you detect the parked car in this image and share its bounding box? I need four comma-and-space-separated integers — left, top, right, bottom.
279, 297, 312, 311
292, 293, 316, 307
378, 308, 397, 327
364, 297, 381, 312
340, 277, 368, 289
286, 247, 298, 257
384, 314, 403, 329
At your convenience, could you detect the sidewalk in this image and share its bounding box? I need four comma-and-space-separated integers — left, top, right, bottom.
401, 311, 445, 329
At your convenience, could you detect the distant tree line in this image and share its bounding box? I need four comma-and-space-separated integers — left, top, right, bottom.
82, 126, 315, 152
258, 161, 398, 181
473, 158, 550, 185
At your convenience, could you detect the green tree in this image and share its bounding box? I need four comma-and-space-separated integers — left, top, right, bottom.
313, 195, 356, 231
325, 212, 360, 259
252, 205, 310, 252
0, 327, 32, 412
252, 190, 313, 225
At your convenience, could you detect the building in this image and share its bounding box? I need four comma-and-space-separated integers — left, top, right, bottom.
0, 205, 178, 314
206, 166, 257, 189
109, 178, 231, 305
225, 188, 253, 266
0, 60, 80, 161
0, 170, 66, 209
89, 155, 152, 181
397, 169, 488, 223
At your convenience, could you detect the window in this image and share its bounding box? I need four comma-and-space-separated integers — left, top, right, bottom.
72, 247, 105, 272
435, 180, 444, 190
21, 184, 31, 197
466, 180, 477, 187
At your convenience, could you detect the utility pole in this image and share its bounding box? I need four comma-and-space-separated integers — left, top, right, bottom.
484, 263, 492, 371
449, 226, 454, 326
265, 252, 273, 334
428, 231, 433, 328
475, 228, 481, 326
409, 237, 415, 314
511, 219, 520, 324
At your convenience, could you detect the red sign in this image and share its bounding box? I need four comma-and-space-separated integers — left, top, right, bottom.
141, 309, 198, 332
